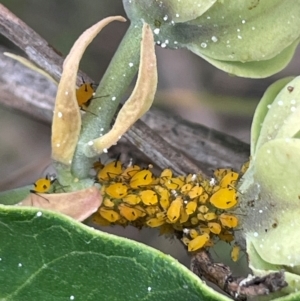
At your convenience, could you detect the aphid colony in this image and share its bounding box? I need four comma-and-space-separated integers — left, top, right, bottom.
92, 159, 242, 253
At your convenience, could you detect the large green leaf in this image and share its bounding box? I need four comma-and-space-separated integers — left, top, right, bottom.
0, 206, 232, 301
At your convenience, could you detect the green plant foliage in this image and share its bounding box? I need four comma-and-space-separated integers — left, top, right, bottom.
238, 76, 300, 298
123, 0, 300, 78
0, 207, 233, 301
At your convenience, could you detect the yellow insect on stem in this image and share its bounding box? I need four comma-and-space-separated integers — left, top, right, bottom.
231, 244, 241, 262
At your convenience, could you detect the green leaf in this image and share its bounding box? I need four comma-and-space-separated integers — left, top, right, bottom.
187, 39, 299, 79
184, 1, 300, 62
250, 77, 294, 156
255, 76, 300, 152
0, 186, 30, 205
0, 206, 232, 301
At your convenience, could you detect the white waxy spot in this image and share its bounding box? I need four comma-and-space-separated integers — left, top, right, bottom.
58, 112, 63, 118
154, 28, 160, 34
242, 20, 246, 24
163, 15, 168, 21
266, 149, 271, 154
237, 28, 241, 32
36, 211, 43, 217
112, 96, 116, 101
237, 35, 242, 39
207, 16, 211, 19
291, 106, 296, 112
161, 43, 167, 48
252, 26, 255, 30
183, 285, 188, 289
253, 232, 258, 237
183, 228, 190, 234
56, 143, 60, 147
175, 13, 179, 18
209, 178, 216, 186
277, 100, 283, 106
18, 263, 22, 267
100, 128, 104, 132
98, 107, 102, 110
291, 99, 296, 104
70, 296, 75, 300
103, 148, 108, 153
148, 287, 152, 292
174, 41, 178, 44
200, 42, 207, 48
267, 104, 272, 109
211, 36, 218, 42
0, 258, 2, 261
129, 62, 134, 67
259, 210, 263, 213
88, 141, 94, 146
65, 91, 69, 95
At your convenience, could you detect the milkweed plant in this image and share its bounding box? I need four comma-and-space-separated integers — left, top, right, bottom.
1, 1, 300, 301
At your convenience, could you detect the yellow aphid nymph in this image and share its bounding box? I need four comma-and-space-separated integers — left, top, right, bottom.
231, 244, 240, 262
30, 174, 56, 194
188, 233, 210, 252
146, 217, 166, 228
99, 208, 120, 223
97, 160, 123, 181
130, 170, 154, 189
123, 194, 141, 205
105, 183, 128, 198
185, 201, 197, 215
208, 222, 221, 234
187, 185, 203, 199
167, 197, 183, 223
219, 172, 239, 188
219, 213, 239, 228
139, 190, 158, 205
209, 187, 238, 209
76, 81, 95, 109
118, 204, 143, 221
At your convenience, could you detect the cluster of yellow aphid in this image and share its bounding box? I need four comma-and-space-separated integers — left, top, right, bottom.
92, 159, 246, 254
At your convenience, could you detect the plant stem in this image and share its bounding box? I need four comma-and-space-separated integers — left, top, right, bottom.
71, 21, 143, 178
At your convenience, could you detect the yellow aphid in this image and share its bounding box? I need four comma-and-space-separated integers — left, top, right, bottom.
160, 168, 173, 179
139, 190, 158, 205
31, 175, 56, 194
155, 186, 170, 210
188, 233, 210, 252
167, 197, 182, 223
196, 213, 205, 222
163, 177, 185, 190
218, 231, 234, 243
185, 174, 198, 183
181, 183, 193, 194
99, 208, 120, 222
204, 240, 214, 247
145, 205, 159, 217
199, 192, 209, 204
219, 172, 239, 188
118, 204, 143, 221
191, 217, 199, 225
208, 222, 221, 234
97, 160, 123, 181
204, 212, 217, 221
181, 237, 190, 247
231, 244, 240, 262
156, 211, 166, 219
219, 213, 239, 228
200, 227, 210, 235
198, 205, 209, 214
130, 170, 154, 189
92, 213, 111, 226
189, 229, 199, 239
105, 183, 128, 198
120, 165, 141, 180
210, 187, 238, 209
188, 186, 203, 199
240, 160, 250, 175
214, 168, 232, 181
103, 197, 115, 208
180, 206, 189, 223
146, 217, 166, 227
185, 201, 197, 215
123, 194, 141, 205
76, 81, 95, 109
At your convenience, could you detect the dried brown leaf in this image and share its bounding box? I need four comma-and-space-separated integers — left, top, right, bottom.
51, 16, 126, 165
17, 186, 102, 222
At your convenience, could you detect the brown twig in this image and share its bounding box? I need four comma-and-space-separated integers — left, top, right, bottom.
191, 251, 287, 300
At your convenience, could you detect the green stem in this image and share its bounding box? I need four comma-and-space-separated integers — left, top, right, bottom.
71, 22, 143, 179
